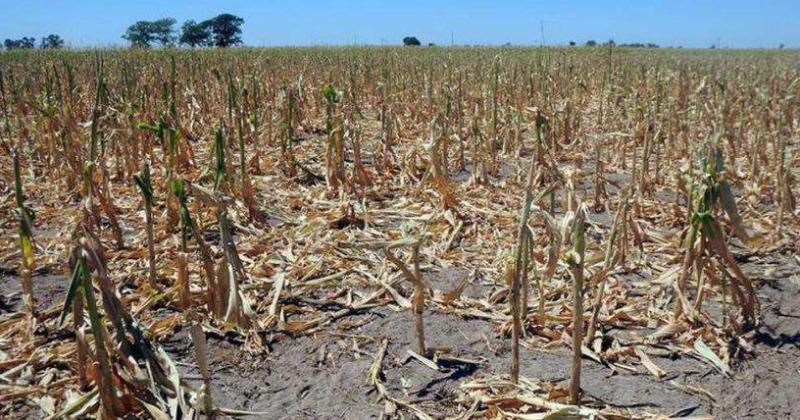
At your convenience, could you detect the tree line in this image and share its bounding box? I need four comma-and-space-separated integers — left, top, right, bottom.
2, 13, 243, 51
122, 14, 244, 48
4, 34, 65, 50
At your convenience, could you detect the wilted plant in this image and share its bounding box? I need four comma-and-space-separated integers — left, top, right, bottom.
171, 178, 219, 315
138, 120, 180, 228
427, 115, 458, 209
191, 183, 255, 329
60, 225, 193, 418
133, 161, 158, 289
236, 111, 263, 224
12, 148, 36, 319
566, 204, 588, 405
509, 136, 539, 384
189, 311, 214, 418
280, 83, 298, 177
83, 56, 125, 249
385, 238, 428, 356
674, 144, 758, 329
213, 124, 227, 192
585, 191, 630, 345
323, 84, 345, 193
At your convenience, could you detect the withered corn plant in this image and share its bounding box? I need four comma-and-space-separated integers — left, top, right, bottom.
566, 204, 588, 405
323, 85, 346, 194
673, 143, 758, 330
138, 120, 180, 229
585, 191, 630, 345
189, 311, 214, 418
133, 161, 158, 289
12, 148, 37, 320
60, 224, 192, 418
508, 130, 539, 384
385, 238, 428, 356
190, 183, 255, 329
171, 178, 219, 315
82, 55, 125, 249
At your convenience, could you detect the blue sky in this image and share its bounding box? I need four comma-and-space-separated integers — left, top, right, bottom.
1, 1, 798, 48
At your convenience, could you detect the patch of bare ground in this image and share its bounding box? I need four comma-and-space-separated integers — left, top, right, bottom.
160, 256, 800, 419
705, 255, 800, 419
0, 273, 67, 315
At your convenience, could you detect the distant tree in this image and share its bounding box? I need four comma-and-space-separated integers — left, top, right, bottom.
40, 34, 65, 49
122, 18, 176, 48
569, 41, 576, 46
604, 39, 616, 47
203, 13, 244, 48
179, 20, 211, 48
123, 21, 157, 48
585, 40, 597, 47
618, 42, 659, 48
779, 43, 785, 49
403, 36, 421, 46
427, 42, 436, 47
151, 18, 177, 46
4, 37, 36, 50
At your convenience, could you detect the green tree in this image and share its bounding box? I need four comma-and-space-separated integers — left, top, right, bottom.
123, 21, 156, 48
403, 36, 421, 46
203, 13, 244, 48
179, 20, 211, 48
40, 34, 65, 49
4, 37, 36, 49
585, 40, 597, 47
122, 18, 176, 48
151, 18, 177, 46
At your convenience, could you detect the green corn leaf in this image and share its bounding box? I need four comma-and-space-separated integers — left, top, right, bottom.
19, 225, 35, 268
81, 256, 103, 348
133, 162, 153, 203
322, 84, 340, 103
12, 148, 25, 209
59, 257, 85, 326
214, 126, 225, 191
170, 178, 185, 201
167, 127, 178, 157
137, 122, 162, 136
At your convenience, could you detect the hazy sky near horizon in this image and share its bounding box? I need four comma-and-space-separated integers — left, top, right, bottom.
1, 1, 798, 48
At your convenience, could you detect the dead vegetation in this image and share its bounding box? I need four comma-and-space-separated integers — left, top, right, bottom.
0, 46, 799, 419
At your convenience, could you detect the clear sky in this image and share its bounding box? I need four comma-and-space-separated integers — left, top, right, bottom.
1, 0, 798, 48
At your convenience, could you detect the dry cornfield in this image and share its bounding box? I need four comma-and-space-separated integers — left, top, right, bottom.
0, 46, 799, 419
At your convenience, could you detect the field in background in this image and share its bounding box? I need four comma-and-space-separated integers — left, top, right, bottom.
1, 46, 799, 419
